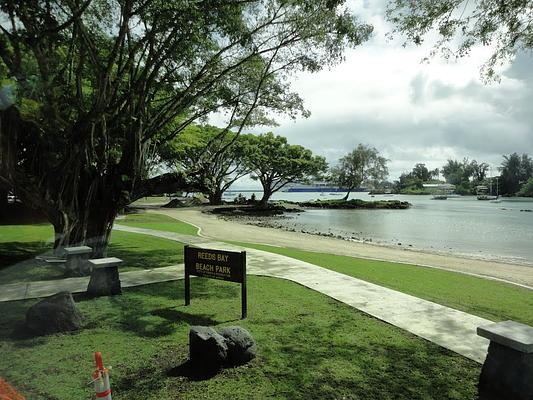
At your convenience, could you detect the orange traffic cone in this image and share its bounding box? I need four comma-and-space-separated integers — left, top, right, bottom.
0, 378, 25, 400
92, 352, 112, 400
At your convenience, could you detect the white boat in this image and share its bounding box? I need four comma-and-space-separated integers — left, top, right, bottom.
430, 183, 456, 200
477, 176, 499, 201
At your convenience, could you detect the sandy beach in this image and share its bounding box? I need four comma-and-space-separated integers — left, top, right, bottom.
151, 207, 533, 289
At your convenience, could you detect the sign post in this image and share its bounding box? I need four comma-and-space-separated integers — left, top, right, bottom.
184, 245, 247, 319
241, 251, 247, 319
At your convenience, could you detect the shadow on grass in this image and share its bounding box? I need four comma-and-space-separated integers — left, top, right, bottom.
0, 276, 480, 399
110, 308, 480, 400
254, 313, 480, 400
108, 243, 184, 270
166, 360, 219, 381
150, 308, 219, 326
73, 280, 240, 339
0, 241, 52, 269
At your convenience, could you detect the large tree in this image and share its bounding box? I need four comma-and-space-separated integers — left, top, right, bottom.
0, 1, 372, 259
330, 144, 388, 200
242, 132, 327, 207
441, 158, 476, 186
499, 153, 533, 195
517, 177, 533, 197
410, 163, 439, 182
387, 0, 533, 80
159, 124, 248, 205
470, 160, 490, 183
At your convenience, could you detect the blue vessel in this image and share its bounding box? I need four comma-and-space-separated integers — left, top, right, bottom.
282, 182, 353, 192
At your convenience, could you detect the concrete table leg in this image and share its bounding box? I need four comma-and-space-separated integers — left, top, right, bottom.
87, 266, 122, 297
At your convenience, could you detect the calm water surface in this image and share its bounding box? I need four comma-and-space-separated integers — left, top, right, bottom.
228, 191, 533, 265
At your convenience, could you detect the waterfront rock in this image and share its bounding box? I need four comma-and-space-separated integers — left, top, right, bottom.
189, 326, 228, 370
163, 197, 205, 208
25, 292, 82, 335
219, 326, 257, 365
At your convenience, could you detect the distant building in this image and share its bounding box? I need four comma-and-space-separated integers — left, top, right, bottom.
422, 183, 456, 191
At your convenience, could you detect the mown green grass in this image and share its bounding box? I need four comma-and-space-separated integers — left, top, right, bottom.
0, 277, 479, 400
118, 212, 199, 236
0, 214, 192, 284
131, 196, 172, 205
230, 242, 533, 326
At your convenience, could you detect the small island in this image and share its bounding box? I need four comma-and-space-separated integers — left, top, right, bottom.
208, 199, 411, 220
297, 199, 411, 209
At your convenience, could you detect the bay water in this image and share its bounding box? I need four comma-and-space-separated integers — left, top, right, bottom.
226, 190, 533, 265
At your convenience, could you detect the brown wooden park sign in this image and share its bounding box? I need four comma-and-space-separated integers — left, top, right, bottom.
184, 245, 247, 319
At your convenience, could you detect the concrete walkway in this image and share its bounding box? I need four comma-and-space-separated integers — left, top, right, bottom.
0, 224, 491, 363
0, 264, 185, 303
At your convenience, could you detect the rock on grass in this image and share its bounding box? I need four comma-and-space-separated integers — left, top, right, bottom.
25, 292, 83, 336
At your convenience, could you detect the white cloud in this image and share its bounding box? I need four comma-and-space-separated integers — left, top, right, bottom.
219, 3, 533, 184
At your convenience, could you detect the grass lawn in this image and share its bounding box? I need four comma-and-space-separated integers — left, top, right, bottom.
0, 277, 480, 400
118, 212, 199, 236
230, 242, 533, 326
0, 214, 192, 285
131, 196, 172, 205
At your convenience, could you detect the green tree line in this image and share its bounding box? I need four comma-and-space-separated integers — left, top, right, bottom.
161, 132, 392, 204
395, 154, 533, 196
159, 126, 327, 207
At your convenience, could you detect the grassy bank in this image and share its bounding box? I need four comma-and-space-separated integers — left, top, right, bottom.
131, 196, 172, 205
0, 213, 192, 285
118, 212, 199, 236
0, 278, 479, 400
231, 242, 533, 325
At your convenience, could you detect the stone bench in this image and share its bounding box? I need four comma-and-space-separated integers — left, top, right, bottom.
86, 257, 123, 298
64, 246, 93, 256
35, 255, 66, 263
64, 246, 93, 276
477, 320, 533, 400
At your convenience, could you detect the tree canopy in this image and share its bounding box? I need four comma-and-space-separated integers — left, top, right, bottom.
517, 177, 533, 197
395, 163, 439, 194
499, 153, 533, 195
0, 0, 372, 257
330, 144, 388, 200
386, 0, 533, 80
159, 124, 248, 205
242, 132, 327, 206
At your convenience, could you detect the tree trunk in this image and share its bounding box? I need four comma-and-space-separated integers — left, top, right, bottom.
208, 189, 223, 205
1, 108, 197, 276
60, 207, 117, 276
0, 186, 7, 220
41, 174, 121, 275
259, 189, 272, 208
342, 189, 352, 201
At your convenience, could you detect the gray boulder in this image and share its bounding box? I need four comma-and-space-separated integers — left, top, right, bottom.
219, 326, 257, 365
189, 326, 228, 370
25, 292, 83, 335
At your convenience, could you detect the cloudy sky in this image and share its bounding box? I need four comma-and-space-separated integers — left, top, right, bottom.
231, 0, 533, 187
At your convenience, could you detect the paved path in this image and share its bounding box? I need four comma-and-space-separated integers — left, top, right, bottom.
0, 224, 491, 363
0, 264, 185, 303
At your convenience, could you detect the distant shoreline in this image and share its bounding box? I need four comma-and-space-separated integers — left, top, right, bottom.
149, 207, 533, 289
206, 207, 533, 269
